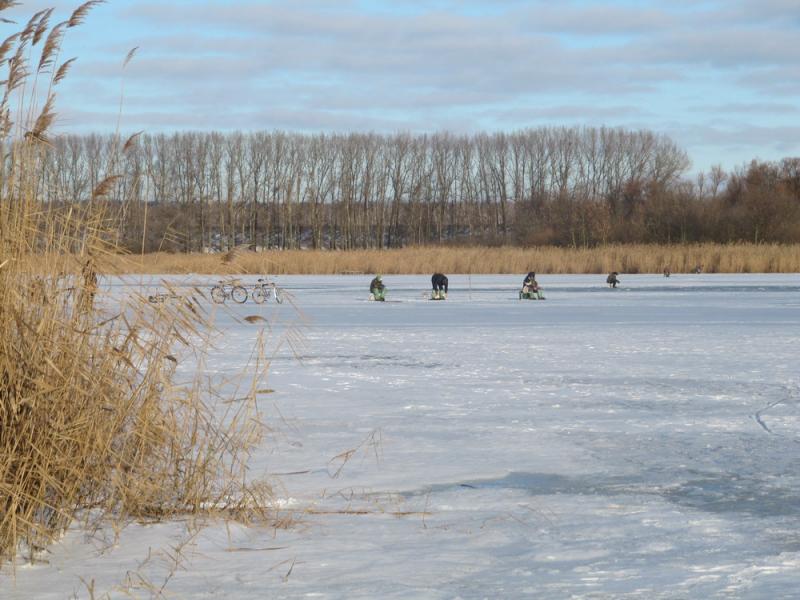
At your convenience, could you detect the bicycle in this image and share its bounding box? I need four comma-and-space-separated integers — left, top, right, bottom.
251, 278, 283, 304
210, 280, 248, 304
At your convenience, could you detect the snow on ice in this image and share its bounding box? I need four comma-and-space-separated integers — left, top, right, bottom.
6, 274, 800, 599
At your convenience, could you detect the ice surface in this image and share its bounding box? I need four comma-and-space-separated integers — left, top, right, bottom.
5, 274, 800, 599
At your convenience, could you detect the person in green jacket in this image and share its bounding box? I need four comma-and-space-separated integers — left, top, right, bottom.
521, 271, 544, 299
370, 274, 386, 301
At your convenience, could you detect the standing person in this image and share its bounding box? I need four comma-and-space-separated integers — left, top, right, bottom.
606, 271, 620, 288
369, 274, 386, 301
431, 273, 448, 300
663, 266, 671, 278
521, 271, 544, 300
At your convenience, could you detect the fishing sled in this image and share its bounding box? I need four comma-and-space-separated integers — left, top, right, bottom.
519, 290, 545, 300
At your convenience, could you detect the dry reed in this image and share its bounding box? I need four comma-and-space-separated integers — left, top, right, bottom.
101, 243, 800, 275
1, 2, 274, 570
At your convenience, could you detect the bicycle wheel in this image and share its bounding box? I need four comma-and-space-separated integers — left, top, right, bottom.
231, 285, 248, 304
211, 286, 226, 304
252, 287, 266, 304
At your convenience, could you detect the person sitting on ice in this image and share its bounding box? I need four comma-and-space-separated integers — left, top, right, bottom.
369, 274, 386, 301
606, 271, 620, 288
663, 266, 671, 278
522, 271, 544, 299
431, 273, 448, 300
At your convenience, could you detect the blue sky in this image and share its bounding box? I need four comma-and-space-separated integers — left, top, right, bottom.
5, 0, 799, 173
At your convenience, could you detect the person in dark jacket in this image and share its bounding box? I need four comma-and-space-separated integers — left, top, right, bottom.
606, 272, 620, 288
521, 271, 544, 299
523, 271, 537, 288
369, 274, 386, 301
431, 273, 448, 299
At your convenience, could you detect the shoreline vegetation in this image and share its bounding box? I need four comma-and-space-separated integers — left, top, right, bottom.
1, 1, 273, 570
98, 244, 800, 275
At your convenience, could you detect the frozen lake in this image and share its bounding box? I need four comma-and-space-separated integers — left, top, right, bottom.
7, 274, 800, 599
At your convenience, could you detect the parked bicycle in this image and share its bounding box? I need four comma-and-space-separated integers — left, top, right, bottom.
210, 280, 248, 304
251, 278, 283, 304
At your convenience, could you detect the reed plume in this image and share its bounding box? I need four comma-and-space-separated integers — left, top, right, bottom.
31, 7, 53, 46
122, 129, 143, 153
0, 33, 19, 66
0, 1, 21, 13
91, 173, 122, 200
19, 8, 45, 42
5, 42, 28, 93
53, 56, 76, 84
37, 21, 65, 72
67, 0, 105, 28
123, 45, 138, 68
27, 91, 55, 141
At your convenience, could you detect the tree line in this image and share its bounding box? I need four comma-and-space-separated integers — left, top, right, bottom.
11, 127, 800, 251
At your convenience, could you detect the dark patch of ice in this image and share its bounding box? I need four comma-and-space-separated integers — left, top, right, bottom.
406, 470, 800, 519
663, 474, 800, 517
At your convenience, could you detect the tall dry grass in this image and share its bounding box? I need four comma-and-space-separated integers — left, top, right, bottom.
1, 2, 272, 568
107, 243, 800, 275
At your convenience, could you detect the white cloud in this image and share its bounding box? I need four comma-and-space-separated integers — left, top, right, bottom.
5, 0, 796, 172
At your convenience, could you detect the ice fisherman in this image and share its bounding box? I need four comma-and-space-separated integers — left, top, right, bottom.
606, 272, 620, 288
431, 273, 448, 300
369, 274, 386, 301
522, 271, 544, 299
